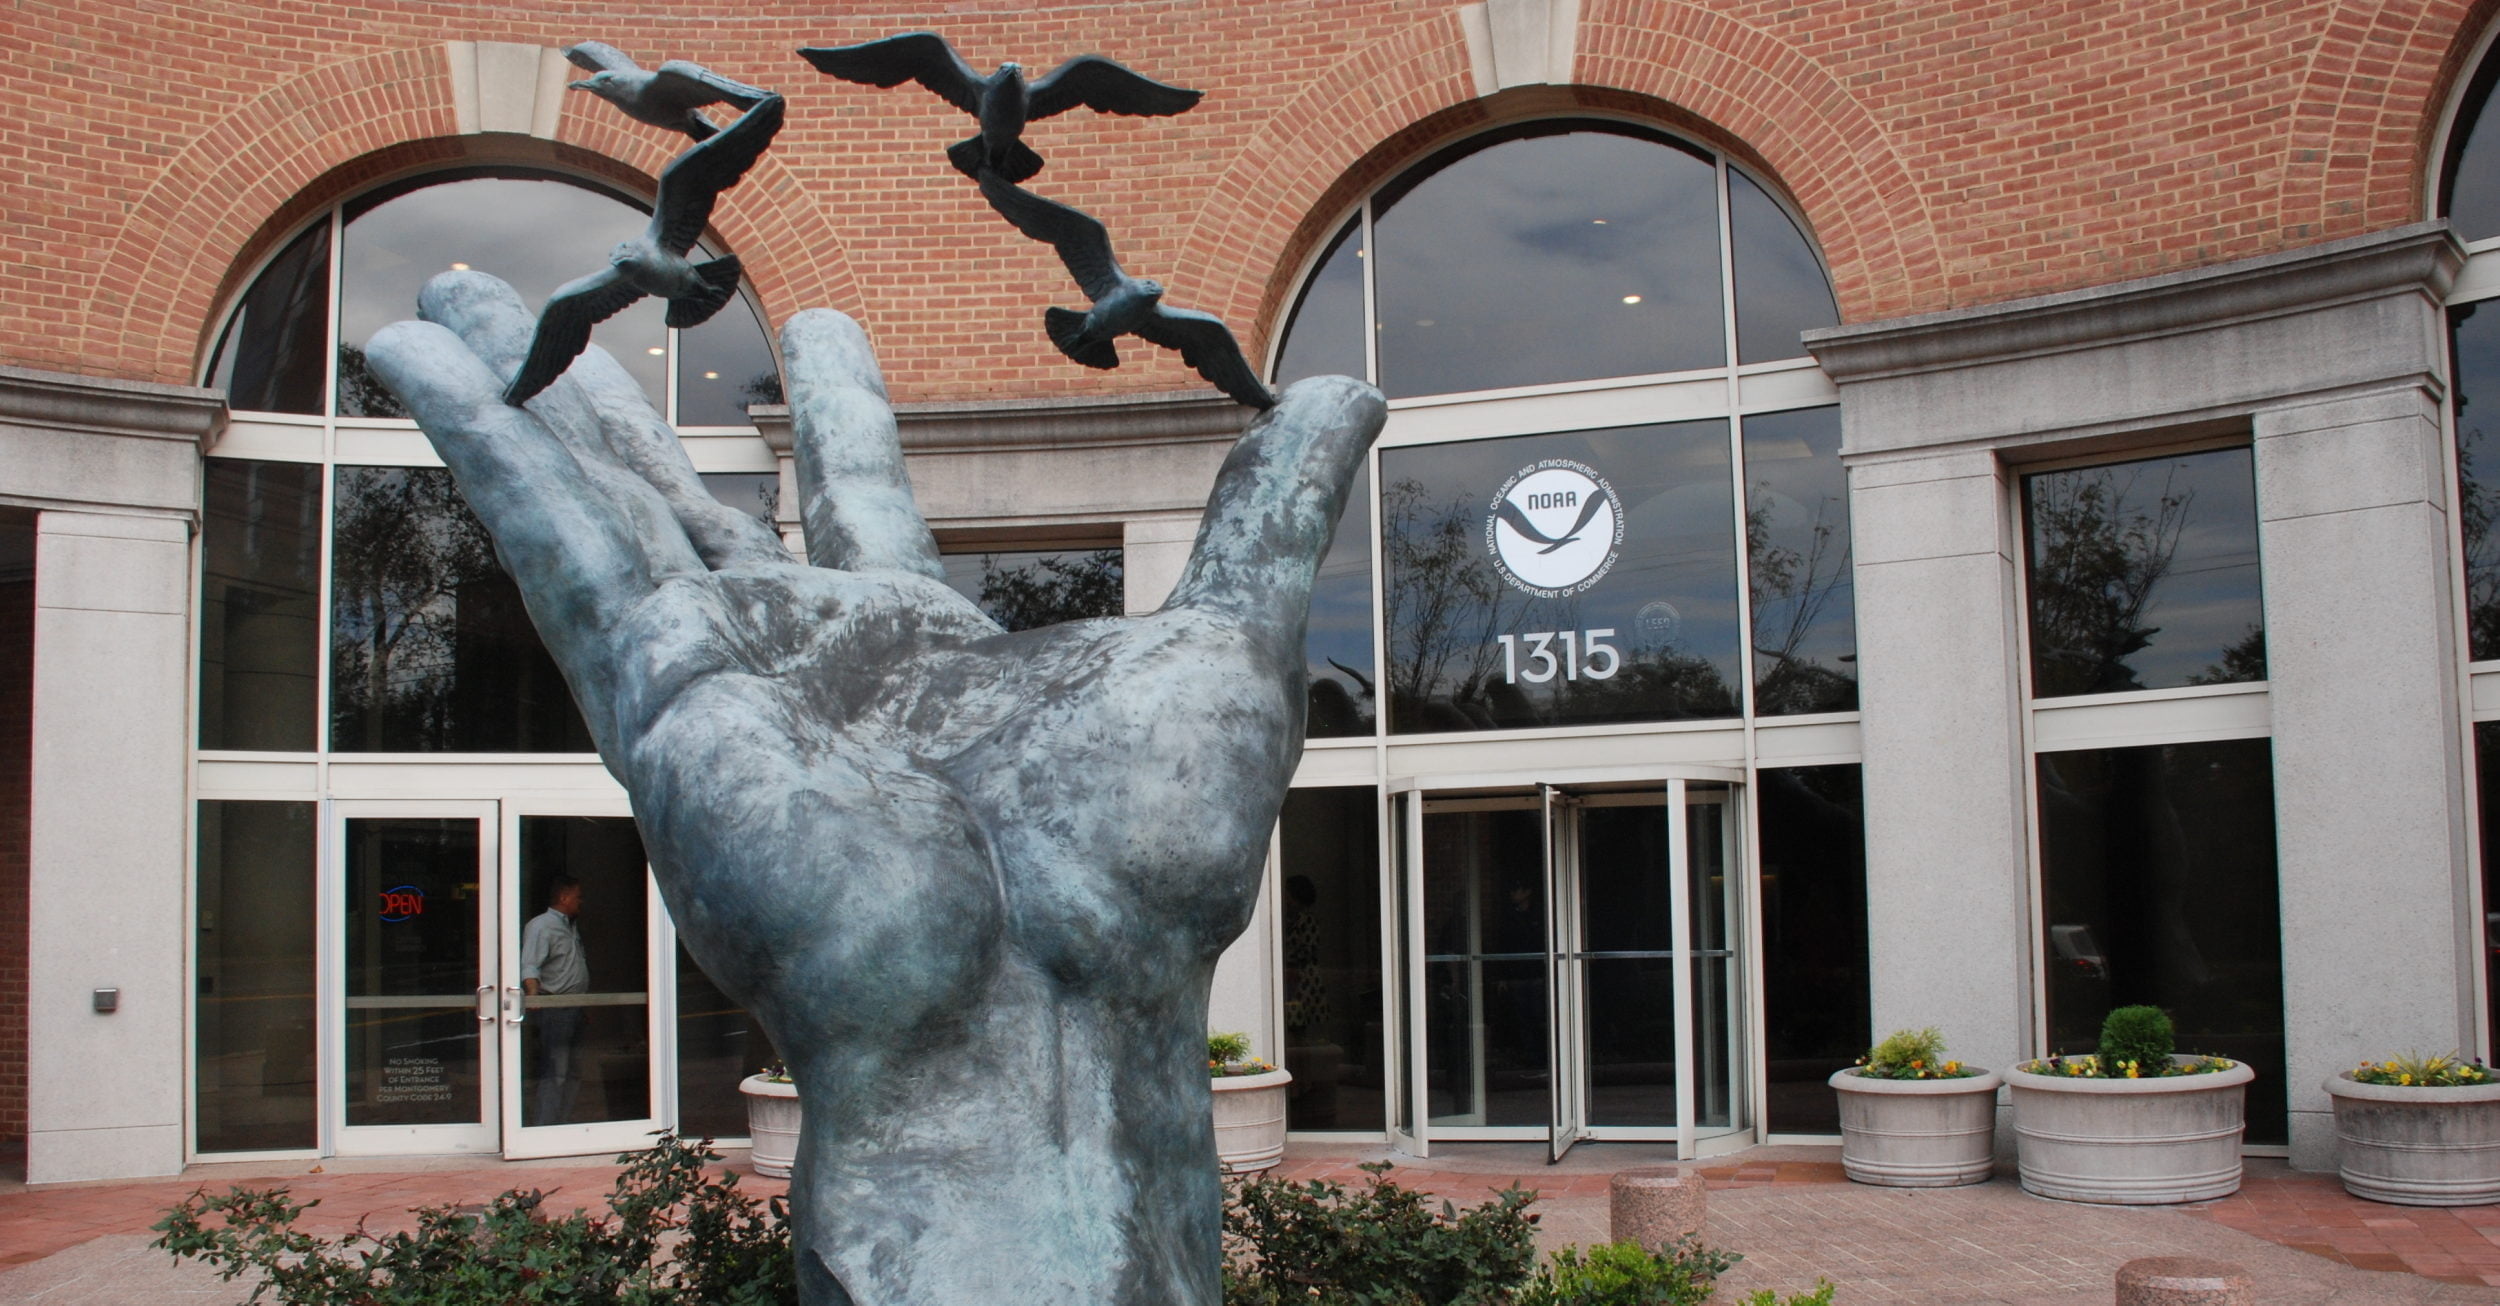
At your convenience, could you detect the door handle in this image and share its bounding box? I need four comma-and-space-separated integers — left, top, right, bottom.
475, 984, 494, 1023
503, 986, 526, 1026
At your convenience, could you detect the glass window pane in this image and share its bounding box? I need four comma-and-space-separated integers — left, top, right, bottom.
200, 459, 323, 750
2448, 57, 2500, 244
343, 817, 483, 1127
206, 220, 331, 415
1730, 168, 1838, 363
1579, 796, 1677, 1128
329, 466, 593, 752
518, 816, 650, 1127
339, 174, 665, 416
939, 547, 1125, 630
2480, 723, 2500, 1057
196, 800, 318, 1152
1758, 765, 1868, 1135
2455, 303, 2500, 661
1279, 787, 1385, 1132
1744, 407, 1856, 714
2037, 739, 2286, 1145
1373, 124, 1725, 398
677, 296, 781, 426
676, 940, 783, 1141
2022, 447, 2265, 698
1382, 422, 1741, 733
1307, 460, 1375, 738
700, 472, 782, 534
1273, 219, 1367, 389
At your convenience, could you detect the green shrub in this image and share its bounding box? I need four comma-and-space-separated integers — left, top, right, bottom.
2095, 1004, 2175, 1076
1515, 1239, 1735, 1305
1857, 1027, 1972, 1080
1223, 1161, 1539, 1305
153, 1133, 795, 1305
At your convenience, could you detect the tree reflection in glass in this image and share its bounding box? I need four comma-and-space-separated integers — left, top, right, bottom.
2453, 303, 2500, 660
328, 467, 591, 752
1373, 124, 1724, 398
2022, 447, 2264, 698
1381, 423, 1740, 733
205, 220, 330, 415
677, 297, 782, 426
938, 547, 1126, 632
1743, 407, 1855, 714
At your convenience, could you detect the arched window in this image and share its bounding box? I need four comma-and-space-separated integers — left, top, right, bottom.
1267, 120, 1848, 738
196, 170, 784, 756
205, 168, 779, 425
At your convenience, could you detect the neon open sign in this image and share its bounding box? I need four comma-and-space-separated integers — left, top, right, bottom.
379, 885, 426, 922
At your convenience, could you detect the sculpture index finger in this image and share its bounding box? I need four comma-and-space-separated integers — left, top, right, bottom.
783, 309, 946, 578
1165, 374, 1386, 630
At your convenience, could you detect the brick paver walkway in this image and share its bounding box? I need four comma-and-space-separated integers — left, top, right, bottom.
1, 1142, 2497, 1302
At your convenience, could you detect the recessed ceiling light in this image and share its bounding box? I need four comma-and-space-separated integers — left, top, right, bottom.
1416, 319, 1434, 327
1591, 219, 1608, 225
449, 262, 470, 270
703, 371, 720, 380
641, 346, 663, 356
1621, 295, 1643, 305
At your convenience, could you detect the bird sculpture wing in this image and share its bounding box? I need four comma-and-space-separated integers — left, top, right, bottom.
564, 41, 642, 75
1134, 306, 1276, 409
504, 268, 648, 405
650, 93, 786, 254
796, 32, 984, 116
1027, 55, 1204, 120
976, 172, 1124, 301
650, 61, 773, 110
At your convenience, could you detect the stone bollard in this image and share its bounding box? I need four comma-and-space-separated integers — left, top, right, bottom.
2115, 1257, 2255, 1306
1609, 1166, 1706, 1252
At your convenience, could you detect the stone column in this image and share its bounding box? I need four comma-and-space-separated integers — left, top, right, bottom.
26, 511, 195, 1181
1845, 446, 2034, 1073
2, 365, 218, 1183
2252, 382, 2475, 1168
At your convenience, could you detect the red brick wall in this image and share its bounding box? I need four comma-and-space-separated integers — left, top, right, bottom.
2, 0, 2496, 403
0, 576, 30, 1146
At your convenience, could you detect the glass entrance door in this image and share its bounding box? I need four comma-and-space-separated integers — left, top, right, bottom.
499, 809, 665, 1158
334, 804, 500, 1155
1397, 775, 1748, 1158
331, 801, 663, 1158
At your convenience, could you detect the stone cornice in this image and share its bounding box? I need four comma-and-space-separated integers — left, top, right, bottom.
0, 364, 228, 445
749, 388, 1248, 457
1805, 222, 2465, 383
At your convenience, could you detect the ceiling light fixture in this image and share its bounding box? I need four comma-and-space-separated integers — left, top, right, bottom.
1621, 295, 1643, 305
646, 347, 666, 356
449, 262, 470, 270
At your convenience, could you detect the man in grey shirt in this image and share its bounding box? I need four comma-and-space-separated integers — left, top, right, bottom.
520, 873, 588, 1125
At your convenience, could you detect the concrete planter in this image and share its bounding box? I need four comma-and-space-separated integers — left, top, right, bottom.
739, 1075, 801, 1179
2323, 1073, 2500, 1206
1829, 1066, 2003, 1187
1212, 1067, 1292, 1174
2005, 1057, 2253, 1204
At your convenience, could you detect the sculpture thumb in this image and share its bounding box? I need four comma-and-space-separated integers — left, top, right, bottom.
1164, 374, 1385, 631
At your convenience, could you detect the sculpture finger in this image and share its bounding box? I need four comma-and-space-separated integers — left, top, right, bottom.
783, 308, 945, 578
548, 342, 794, 571
364, 316, 661, 751
1165, 375, 1386, 628
417, 272, 708, 581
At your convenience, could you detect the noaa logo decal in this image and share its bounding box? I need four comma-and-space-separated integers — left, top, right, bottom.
1486, 459, 1625, 597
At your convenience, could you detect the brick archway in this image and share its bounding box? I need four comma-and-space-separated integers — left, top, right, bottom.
100, 45, 853, 387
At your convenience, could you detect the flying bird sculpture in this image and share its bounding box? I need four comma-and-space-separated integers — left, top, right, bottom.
978, 172, 1274, 410
798, 32, 1201, 183
564, 42, 775, 140
503, 94, 785, 407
